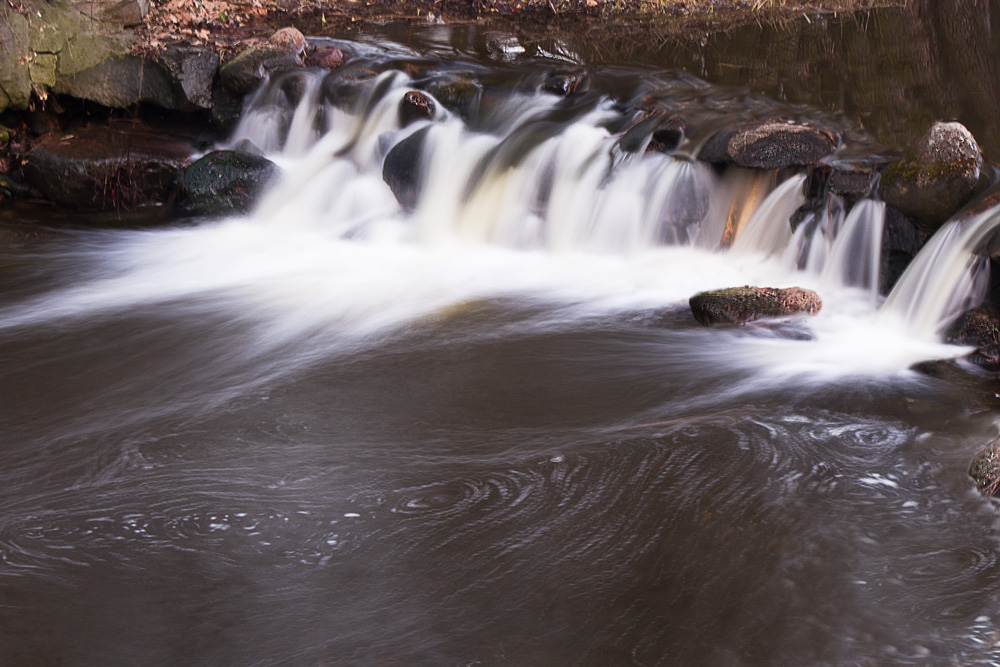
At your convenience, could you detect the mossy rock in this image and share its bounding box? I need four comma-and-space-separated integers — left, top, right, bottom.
181, 150, 280, 216
689, 286, 822, 326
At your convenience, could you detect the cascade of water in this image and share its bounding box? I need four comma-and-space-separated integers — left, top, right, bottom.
879, 206, 1000, 340
729, 174, 807, 256
818, 199, 886, 302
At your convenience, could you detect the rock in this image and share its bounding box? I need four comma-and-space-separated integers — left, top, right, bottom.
22, 121, 193, 209
880, 205, 924, 295
970, 437, 1000, 497
542, 71, 587, 97
399, 91, 435, 126
269, 27, 307, 55
648, 115, 687, 153
423, 75, 482, 118
181, 150, 280, 216
305, 47, 345, 70
155, 47, 220, 110
53, 48, 219, 111
382, 127, 429, 209
881, 121, 983, 231
697, 126, 737, 164
689, 286, 823, 325
71, 0, 149, 26
945, 304, 1000, 371
219, 46, 301, 97
826, 164, 876, 199
727, 120, 838, 170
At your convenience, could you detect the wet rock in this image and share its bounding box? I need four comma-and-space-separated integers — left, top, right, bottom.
945, 304, 1000, 371
220, 46, 301, 98
320, 64, 378, 111
53, 48, 219, 111
22, 122, 193, 209
382, 127, 429, 209
727, 120, 838, 170
423, 75, 482, 118
649, 115, 687, 153
399, 91, 435, 126
542, 71, 588, 97
970, 437, 1000, 497
181, 150, 280, 216
689, 286, 822, 326
697, 126, 738, 164
880, 205, 924, 295
881, 121, 983, 231
305, 47, 345, 70
826, 164, 876, 199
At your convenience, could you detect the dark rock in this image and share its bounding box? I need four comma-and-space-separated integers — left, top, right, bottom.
320, 65, 378, 111
542, 71, 588, 97
945, 304, 1000, 371
181, 150, 280, 216
305, 47, 345, 70
155, 47, 220, 110
649, 115, 687, 153
382, 127, 429, 209
881, 121, 983, 231
879, 205, 924, 294
53, 48, 219, 111
22, 121, 193, 209
697, 126, 737, 164
689, 286, 822, 326
827, 165, 875, 199
727, 120, 838, 170
399, 91, 435, 126
423, 76, 482, 118
219, 47, 302, 97
970, 437, 1000, 497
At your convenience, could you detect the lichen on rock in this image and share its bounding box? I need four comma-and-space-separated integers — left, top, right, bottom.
689, 285, 823, 325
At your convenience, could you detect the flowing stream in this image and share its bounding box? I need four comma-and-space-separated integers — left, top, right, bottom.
4, 23, 1000, 667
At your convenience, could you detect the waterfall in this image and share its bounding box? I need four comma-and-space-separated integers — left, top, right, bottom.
879, 206, 1000, 340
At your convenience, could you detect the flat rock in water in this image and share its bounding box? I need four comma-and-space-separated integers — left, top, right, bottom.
22, 122, 192, 209
181, 150, 280, 216
727, 120, 837, 169
881, 121, 983, 231
689, 286, 822, 325
970, 437, 1000, 497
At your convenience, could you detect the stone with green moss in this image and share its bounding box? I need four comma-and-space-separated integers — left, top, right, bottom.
182, 150, 281, 216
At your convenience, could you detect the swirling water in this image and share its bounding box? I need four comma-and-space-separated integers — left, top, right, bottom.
4, 26, 1000, 667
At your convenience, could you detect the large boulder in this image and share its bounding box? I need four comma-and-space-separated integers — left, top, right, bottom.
53, 48, 219, 111
689, 286, 822, 325
944, 304, 1000, 371
881, 121, 983, 231
181, 150, 280, 216
71, 0, 149, 26
22, 122, 193, 209
726, 120, 838, 170
970, 437, 1000, 497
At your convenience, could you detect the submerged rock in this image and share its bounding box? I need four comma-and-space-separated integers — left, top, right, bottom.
542, 71, 588, 97
881, 121, 983, 231
689, 286, 822, 326
181, 150, 280, 216
22, 122, 192, 209
945, 304, 1000, 371
970, 437, 1000, 497
726, 120, 837, 170
423, 75, 482, 118
399, 91, 435, 126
